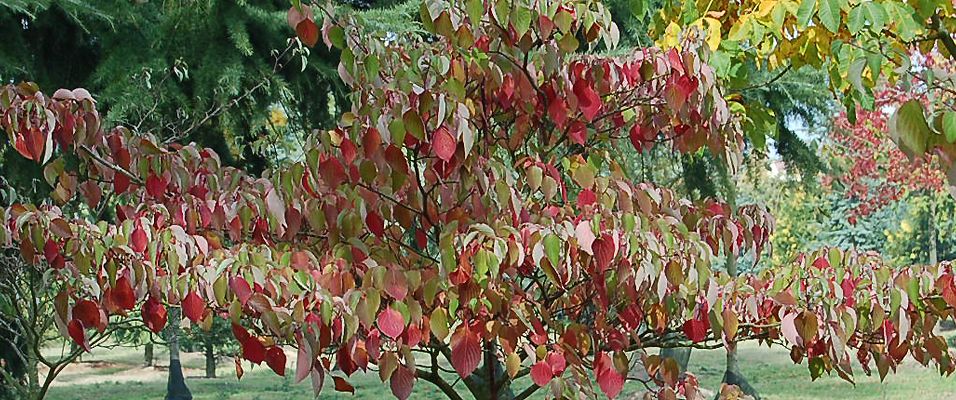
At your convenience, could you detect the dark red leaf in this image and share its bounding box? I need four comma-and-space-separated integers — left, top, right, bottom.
432, 126, 457, 162
363, 127, 382, 158
182, 291, 204, 323
266, 346, 287, 376
43, 239, 60, 264
145, 174, 167, 199
340, 138, 357, 165
143, 297, 168, 333
333, 376, 354, 394
110, 276, 136, 311
592, 236, 614, 271
377, 307, 405, 339
242, 336, 267, 364
319, 157, 347, 188
549, 98, 568, 128
232, 323, 250, 342
68, 319, 90, 352
72, 299, 101, 329
682, 318, 708, 343
366, 211, 385, 237
296, 19, 319, 48
131, 227, 148, 253
390, 365, 415, 400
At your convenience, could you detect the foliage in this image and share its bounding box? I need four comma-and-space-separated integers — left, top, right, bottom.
3, 2, 956, 400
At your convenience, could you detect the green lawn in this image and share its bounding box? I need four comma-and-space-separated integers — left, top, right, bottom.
44, 341, 956, 400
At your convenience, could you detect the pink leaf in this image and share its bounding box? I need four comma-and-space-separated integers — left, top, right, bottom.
377, 307, 406, 339
595, 352, 624, 399
230, 277, 253, 305
432, 126, 457, 162
531, 361, 553, 386
295, 345, 313, 384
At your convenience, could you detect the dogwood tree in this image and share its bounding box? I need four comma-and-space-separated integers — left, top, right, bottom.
2, 1, 956, 399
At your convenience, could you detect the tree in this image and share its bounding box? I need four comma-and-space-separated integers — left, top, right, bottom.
180, 316, 239, 379
3, 2, 956, 400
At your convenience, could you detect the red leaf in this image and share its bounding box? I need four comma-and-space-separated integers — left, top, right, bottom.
450, 327, 481, 378
682, 318, 708, 343
573, 78, 602, 122
390, 365, 415, 400
232, 323, 250, 342
377, 307, 405, 339
363, 127, 382, 158
111, 276, 136, 311
72, 299, 101, 329
340, 138, 357, 165
230, 277, 253, 305
131, 227, 148, 253
182, 291, 204, 323
143, 297, 168, 333
145, 174, 167, 199
568, 121, 588, 145
242, 336, 267, 364
812, 256, 830, 270
577, 189, 597, 207
548, 98, 568, 128
629, 123, 655, 152
114, 173, 131, 195
333, 376, 355, 394
366, 211, 385, 237
296, 19, 319, 47
592, 236, 614, 271
595, 352, 624, 398
531, 361, 553, 386
319, 157, 347, 188
432, 126, 457, 162
43, 239, 59, 264
266, 346, 287, 376
68, 319, 90, 352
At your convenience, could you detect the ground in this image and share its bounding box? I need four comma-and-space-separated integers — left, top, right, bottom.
41, 339, 956, 400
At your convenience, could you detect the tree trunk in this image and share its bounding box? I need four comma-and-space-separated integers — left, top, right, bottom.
165, 307, 192, 400
203, 337, 216, 379
717, 163, 760, 400
144, 343, 154, 367
929, 194, 938, 266
463, 342, 516, 400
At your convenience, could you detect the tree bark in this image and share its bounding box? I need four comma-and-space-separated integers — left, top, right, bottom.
144, 343, 154, 367
203, 337, 216, 379
929, 193, 938, 266
165, 307, 192, 400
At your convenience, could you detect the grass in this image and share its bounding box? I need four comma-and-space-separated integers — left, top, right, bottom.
43, 341, 956, 400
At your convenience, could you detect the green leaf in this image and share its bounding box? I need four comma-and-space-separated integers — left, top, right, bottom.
513, 6, 532, 38
809, 357, 826, 380
543, 234, 561, 269
630, 0, 646, 19
796, 0, 816, 28
892, 99, 931, 155
861, 2, 887, 33
847, 6, 864, 34
943, 111, 956, 143
466, 0, 483, 24
818, 0, 842, 33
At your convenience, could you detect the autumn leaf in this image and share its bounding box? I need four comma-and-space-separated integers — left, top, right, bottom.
266, 346, 287, 376
182, 291, 205, 323
450, 326, 481, 378
377, 307, 406, 339
432, 126, 457, 162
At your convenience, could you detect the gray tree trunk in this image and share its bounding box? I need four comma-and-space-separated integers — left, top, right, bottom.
203, 337, 216, 379
144, 342, 154, 367
165, 307, 192, 400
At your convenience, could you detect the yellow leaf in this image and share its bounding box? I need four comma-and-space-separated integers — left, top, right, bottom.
703, 17, 722, 51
